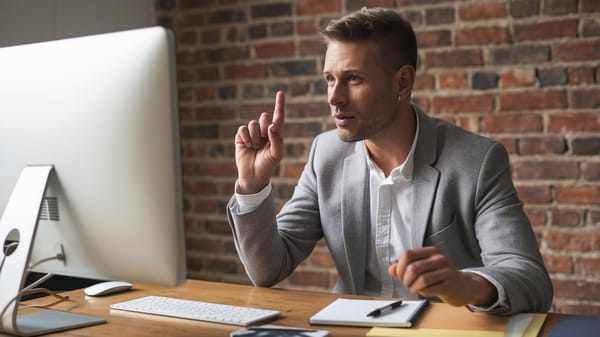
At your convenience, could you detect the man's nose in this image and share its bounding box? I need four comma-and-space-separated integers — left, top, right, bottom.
328, 82, 347, 108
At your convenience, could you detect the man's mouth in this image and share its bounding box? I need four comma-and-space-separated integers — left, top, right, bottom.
334, 114, 355, 126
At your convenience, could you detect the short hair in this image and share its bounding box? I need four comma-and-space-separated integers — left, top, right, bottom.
320, 7, 417, 70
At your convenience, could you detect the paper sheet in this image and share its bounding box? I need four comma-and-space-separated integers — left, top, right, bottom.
367, 313, 548, 337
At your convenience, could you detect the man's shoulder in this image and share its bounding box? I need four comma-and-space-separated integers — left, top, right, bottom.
425, 113, 499, 151
310, 129, 361, 167
313, 129, 356, 151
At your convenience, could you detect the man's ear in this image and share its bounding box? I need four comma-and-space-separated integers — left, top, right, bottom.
395, 64, 416, 102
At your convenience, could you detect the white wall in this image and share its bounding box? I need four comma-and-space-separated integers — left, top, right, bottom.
0, 0, 155, 47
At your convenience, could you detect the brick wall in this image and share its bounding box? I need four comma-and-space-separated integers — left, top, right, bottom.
155, 0, 600, 314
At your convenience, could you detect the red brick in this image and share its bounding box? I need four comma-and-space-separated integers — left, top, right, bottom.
514, 160, 579, 179
416, 30, 452, 48
546, 230, 600, 251
414, 73, 435, 91
284, 121, 322, 137
454, 115, 479, 132
517, 136, 567, 154
182, 142, 208, 158
288, 269, 330, 288
224, 63, 267, 79
195, 86, 216, 101
286, 102, 329, 118
582, 0, 600, 11
366, 0, 396, 7
432, 95, 494, 113
553, 279, 600, 300
583, 162, 600, 181
295, 0, 341, 15
424, 50, 483, 68
576, 257, 600, 277
255, 41, 295, 59
548, 113, 600, 132
201, 28, 220, 44
456, 26, 511, 46
583, 18, 600, 37
178, 13, 205, 29
568, 66, 596, 84
494, 137, 517, 153
543, 254, 573, 273
482, 114, 542, 133
554, 40, 600, 62
523, 207, 548, 228
516, 185, 553, 204
544, 0, 577, 15
513, 20, 578, 41
551, 208, 583, 227
190, 198, 220, 213
555, 186, 600, 204
425, 7, 454, 25
412, 96, 430, 112
558, 304, 600, 316
499, 68, 535, 88
199, 162, 238, 177
184, 180, 218, 195
189, 106, 236, 121
296, 19, 318, 35
283, 163, 305, 179
186, 236, 223, 254
458, 2, 507, 21
499, 90, 567, 111
307, 249, 336, 268
299, 39, 326, 56
438, 71, 468, 89
570, 88, 600, 109
592, 211, 600, 226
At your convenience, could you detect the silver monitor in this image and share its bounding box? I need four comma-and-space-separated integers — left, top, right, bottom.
0, 27, 186, 335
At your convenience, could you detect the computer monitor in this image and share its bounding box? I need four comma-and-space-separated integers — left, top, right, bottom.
0, 27, 186, 335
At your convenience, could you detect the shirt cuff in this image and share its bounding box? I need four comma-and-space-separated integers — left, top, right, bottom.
233, 180, 272, 213
463, 269, 509, 313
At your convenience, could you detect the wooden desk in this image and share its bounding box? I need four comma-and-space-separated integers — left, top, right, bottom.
19, 279, 562, 337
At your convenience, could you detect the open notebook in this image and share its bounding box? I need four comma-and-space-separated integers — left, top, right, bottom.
310, 298, 429, 327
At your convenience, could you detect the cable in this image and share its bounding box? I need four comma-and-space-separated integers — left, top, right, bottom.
23, 272, 55, 290
0, 241, 19, 272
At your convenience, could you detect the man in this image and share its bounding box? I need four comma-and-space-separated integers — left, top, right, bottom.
227, 7, 552, 315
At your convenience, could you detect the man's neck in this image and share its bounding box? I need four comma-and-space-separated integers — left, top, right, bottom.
365, 105, 416, 177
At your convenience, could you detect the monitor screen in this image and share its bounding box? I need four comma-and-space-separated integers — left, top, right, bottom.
0, 27, 187, 289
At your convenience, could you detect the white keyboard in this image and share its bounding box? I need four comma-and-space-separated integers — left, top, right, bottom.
110, 295, 281, 326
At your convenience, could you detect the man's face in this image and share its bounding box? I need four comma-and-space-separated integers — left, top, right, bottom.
323, 39, 399, 142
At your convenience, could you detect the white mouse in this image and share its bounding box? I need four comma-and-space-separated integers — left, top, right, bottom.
84, 281, 133, 297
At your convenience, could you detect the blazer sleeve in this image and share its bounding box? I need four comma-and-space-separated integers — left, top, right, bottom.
468, 142, 553, 314
226, 137, 324, 287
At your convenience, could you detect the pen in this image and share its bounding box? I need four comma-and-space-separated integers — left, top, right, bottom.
366, 300, 403, 317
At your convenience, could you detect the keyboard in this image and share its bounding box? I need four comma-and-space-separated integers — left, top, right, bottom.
110, 295, 281, 326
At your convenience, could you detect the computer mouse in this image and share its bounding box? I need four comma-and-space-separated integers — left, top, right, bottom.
84, 281, 133, 297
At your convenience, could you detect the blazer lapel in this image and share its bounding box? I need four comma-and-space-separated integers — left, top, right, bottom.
411, 108, 440, 247
340, 142, 369, 294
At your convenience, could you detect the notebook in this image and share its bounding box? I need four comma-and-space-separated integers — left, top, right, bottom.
309, 298, 429, 327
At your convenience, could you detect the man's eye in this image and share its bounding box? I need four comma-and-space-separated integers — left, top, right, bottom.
349, 75, 361, 83
325, 75, 335, 85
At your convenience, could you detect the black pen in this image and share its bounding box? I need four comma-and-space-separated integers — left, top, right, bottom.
366, 300, 403, 317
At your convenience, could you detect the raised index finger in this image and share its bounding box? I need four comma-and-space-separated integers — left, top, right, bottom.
271, 90, 285, 132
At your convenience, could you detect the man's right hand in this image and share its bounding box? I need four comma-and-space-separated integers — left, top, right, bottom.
234, 91, 286, 195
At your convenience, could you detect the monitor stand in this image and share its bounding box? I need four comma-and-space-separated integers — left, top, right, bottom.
0, 166, 106, 336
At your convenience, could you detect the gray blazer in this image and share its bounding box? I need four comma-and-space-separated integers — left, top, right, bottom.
227, 107, 553, 314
